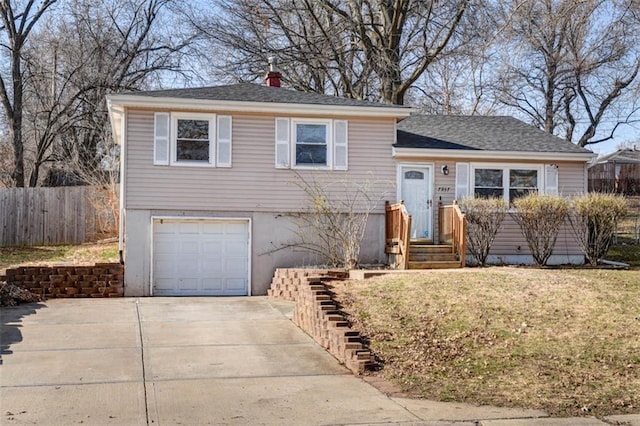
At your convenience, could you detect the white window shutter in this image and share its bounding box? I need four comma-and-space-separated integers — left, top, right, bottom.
217, 115, 232, 167
275, 118, 290, 169
455, 163, 470, 200
333, 120, 348, 170
154, 113, 169, 165
545, 164, 559, 195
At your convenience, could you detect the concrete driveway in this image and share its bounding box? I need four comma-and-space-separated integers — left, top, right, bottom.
2, 297, 634, 426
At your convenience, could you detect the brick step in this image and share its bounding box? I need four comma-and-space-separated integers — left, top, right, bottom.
407, 260, 462, 269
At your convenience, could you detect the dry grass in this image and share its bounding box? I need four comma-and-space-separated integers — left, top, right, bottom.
615, 196, 640, 243
0, 242, 119, 274
330, 268, 640, 417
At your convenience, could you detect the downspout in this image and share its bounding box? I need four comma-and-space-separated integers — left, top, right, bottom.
118, 110, 126, 265
107, 99, 126, 266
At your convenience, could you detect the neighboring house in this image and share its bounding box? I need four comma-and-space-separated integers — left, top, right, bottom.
107, 78, 594, 297
588, 147, 640, 195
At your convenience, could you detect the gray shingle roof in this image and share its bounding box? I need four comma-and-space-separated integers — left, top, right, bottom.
596, 148, 640, 164
123, 83, 405, 109
396, 115, 592, 154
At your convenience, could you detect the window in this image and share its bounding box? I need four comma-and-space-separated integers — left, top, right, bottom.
154, 112, 232, 167
472, 165, 540, 204
171, 113, 215, 166
404, 171, 424, 180
474, 169, 503, 199
176, 119, 210, 162
509, 169, 538, 202
275, 118, 348, 170
294, 121, 329, 166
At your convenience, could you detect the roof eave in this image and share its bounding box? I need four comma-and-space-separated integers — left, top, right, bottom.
392, 147, 595, 162
106, 94, 414, 118
106, 99, 124, 145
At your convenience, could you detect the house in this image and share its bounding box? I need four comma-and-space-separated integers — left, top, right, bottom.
395, 115, 594, 265
588, 147, 640, 194
107, 75, 594, 297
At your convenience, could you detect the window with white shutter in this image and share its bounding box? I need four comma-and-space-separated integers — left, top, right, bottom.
154, 112, 233, 168
275, 117, 348, 170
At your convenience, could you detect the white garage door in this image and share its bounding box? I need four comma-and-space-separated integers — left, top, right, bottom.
152, 218, 250, 296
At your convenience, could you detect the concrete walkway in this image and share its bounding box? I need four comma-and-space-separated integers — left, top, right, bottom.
1, 297, 638, 426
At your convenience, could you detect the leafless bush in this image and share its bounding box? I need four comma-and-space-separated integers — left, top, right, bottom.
568, 193, 629, 266
458, 197, 507, 266
512, 194, 569, 266
288, 173, 388, 268
72, 138, 119, 238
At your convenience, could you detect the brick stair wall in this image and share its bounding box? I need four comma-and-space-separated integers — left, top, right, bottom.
1, 263, 124, 298
268, 268, 374, 375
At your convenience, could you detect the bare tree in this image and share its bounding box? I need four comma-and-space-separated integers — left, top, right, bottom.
0, 128, 13, 186
0, 0, 58, 187
496, 0, 640, 147
188, 0, 476, 105
285, 173, 389, 268
13, 0, 189, 187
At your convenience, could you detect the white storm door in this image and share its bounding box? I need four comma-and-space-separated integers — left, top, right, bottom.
400, 165, 433, 240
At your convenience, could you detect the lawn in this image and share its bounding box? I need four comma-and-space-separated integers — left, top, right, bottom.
330, 267, 640, 418
0, 242, 119, 274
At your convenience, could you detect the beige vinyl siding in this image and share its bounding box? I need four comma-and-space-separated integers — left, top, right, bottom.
125, 110, 396, 212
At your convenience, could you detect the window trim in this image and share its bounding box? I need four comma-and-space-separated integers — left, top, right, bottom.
291, 118, 333, 169
170, 112, 217, 167
470, 163, 543, 205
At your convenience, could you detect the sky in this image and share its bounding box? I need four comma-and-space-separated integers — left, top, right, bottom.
587, 121, 639, 155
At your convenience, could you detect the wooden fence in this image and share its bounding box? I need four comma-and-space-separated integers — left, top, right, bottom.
588, 163, 640, 195
0, 186, 118, 247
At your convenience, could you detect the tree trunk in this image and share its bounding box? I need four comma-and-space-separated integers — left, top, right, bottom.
11, 50, 25, 187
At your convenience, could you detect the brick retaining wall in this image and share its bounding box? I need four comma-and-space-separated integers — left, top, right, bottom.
268, 268, 374, 374
1, 263, 124, 298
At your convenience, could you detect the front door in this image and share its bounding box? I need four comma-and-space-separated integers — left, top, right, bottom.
400, 165, 432, 240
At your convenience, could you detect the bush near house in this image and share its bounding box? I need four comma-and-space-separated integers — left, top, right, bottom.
458, 197, 507, 266
512, 195, 569, 266
289, 173, 387, 268
569, 193, 628, 265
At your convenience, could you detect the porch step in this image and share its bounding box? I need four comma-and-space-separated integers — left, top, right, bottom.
407, 242, 461, 268
409, 244, 454, 254
409, 243, 455, 262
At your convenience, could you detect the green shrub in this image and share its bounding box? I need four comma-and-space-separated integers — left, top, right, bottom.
458, 197, 507, 266
568, 193, 628, 266
512, 194, 569, 266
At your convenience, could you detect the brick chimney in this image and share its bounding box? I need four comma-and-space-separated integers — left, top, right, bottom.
265, 56, 282, 87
